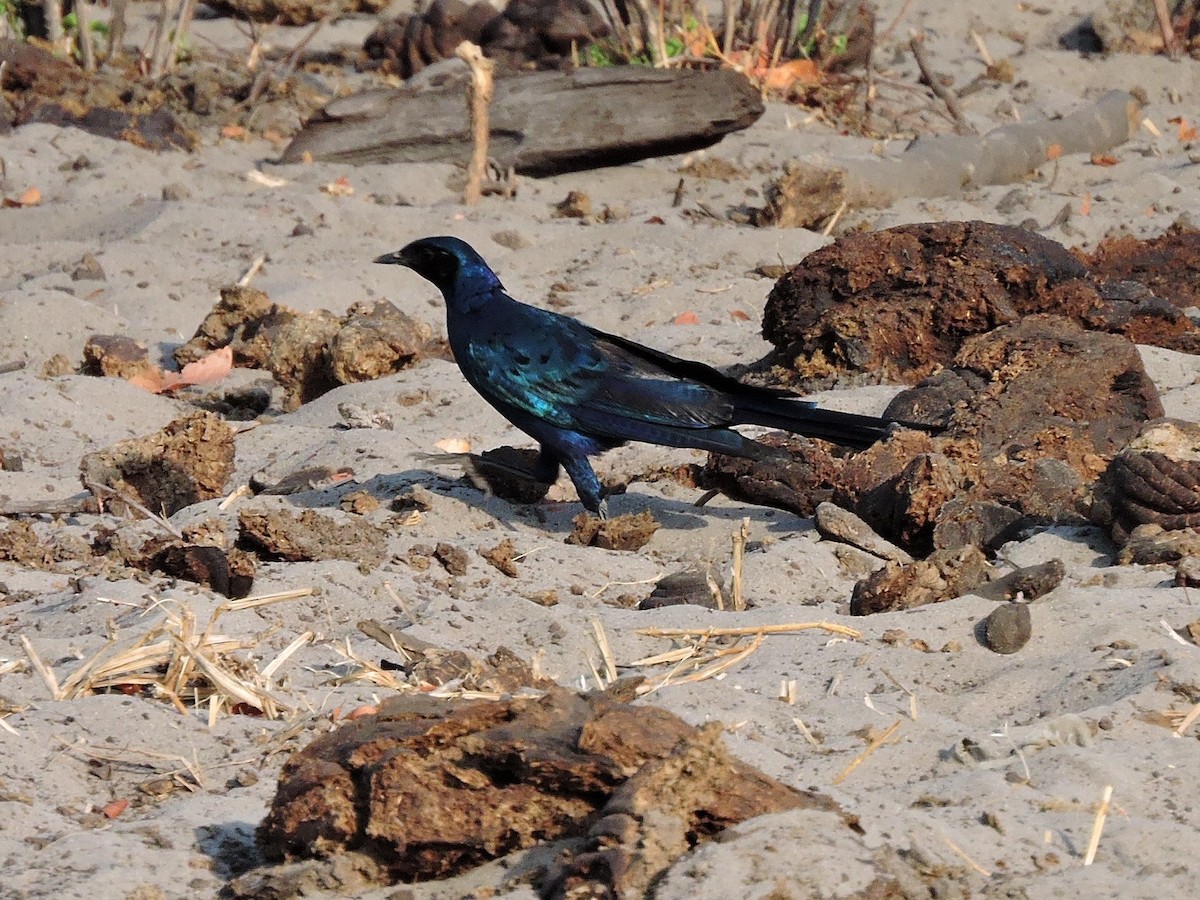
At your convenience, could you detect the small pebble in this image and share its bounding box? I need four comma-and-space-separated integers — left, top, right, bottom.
983, 602, 1032, 654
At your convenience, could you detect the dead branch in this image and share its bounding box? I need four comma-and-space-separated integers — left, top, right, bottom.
909, 31, 973, 135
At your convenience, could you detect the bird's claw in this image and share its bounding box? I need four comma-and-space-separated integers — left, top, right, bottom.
596, 497, 609, 520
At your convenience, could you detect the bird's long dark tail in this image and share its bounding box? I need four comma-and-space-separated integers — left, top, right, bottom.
732, 395, 916, 451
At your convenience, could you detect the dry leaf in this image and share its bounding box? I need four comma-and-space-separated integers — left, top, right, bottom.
1168, 116, 1199, 142
300, 150, 314, 165
1080, 192, 1092, 216
1090, 153, 1118, 166
1046, 144, 1063, 161
179, 346, 233, 386
127, 369, 167, 394
729, 309, 751, 322
16, 187, 41, 206
435, 437, 471, 453
673, 311, 700, 325
762, 58, 821, 92
321, 176, 354, 197
221, 125, 247, 140
102, 799, 129, 818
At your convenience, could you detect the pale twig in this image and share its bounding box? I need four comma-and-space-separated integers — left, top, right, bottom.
832, 718, 901, 784
1083, 785, 1114, 865
730, 517, 749, 611
1152, 0, 1178, 57
591, 618, 618, 683
909, 31, 973, 135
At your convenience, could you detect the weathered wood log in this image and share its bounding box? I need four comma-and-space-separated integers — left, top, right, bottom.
280, 66, 764, 176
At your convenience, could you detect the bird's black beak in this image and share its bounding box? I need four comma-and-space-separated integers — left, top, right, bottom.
374, 250, 409, 266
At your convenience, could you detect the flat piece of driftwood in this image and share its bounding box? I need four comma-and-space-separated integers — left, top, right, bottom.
280, 66, 764, 175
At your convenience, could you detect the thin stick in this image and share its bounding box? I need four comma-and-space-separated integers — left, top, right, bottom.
219, 587, 314, 612
793, 716, 820, 747
1173, 700, 1200, 736
1083, 785, 1113, 865
832, 718, 901, 784
909, 31, 973, 135
730, 517, 749, 611
591, 618, 618, 683
821, 199, 849, 236
237, 255, 265, 286
1152, 0, 1177, 57
147, 0, 183, 78
637, 622, 862, 639
455, 42, 495, 205
20, 635, 62, 700
943, 835, 991, 877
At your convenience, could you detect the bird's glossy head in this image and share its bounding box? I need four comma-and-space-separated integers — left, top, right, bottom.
374, 236, 502, 310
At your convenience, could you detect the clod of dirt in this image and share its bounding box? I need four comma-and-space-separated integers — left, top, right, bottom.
238, 508, 387, 566
479, 538, 519, 577
762, 221, 1200, 385
567, 510, 659, 551
255, 685, 820, 889
80, 412, 235, 517
981, 602, 1033, 654
850, 545, 991, 615
709, 318, 1160, 554
1097, 420, 1200, 544
1116, 523, 1200, 566
80, 334, 156, 381
540, 722, 840, 898
175, 288, 433, 410
434, 541, 470, 576
146, 540, 255, 599
1085, 224, 1200, 307
755, 162, 848, 229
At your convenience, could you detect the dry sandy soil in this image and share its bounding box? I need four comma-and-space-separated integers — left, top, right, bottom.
2, 0, 1200, 897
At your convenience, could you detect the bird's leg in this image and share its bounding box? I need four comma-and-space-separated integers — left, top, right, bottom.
559, 453, 607, 518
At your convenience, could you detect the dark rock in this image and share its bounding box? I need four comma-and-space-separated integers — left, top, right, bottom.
238, 509, 387, 566
147, 541, 254, 599
434, 542, 470, 576
931, 499, 1029, 552
973, 559, 1065, 602
981, 602, 1032, 654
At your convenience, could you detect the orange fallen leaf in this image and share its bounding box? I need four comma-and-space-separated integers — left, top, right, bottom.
1046, 144, 1063, 161
762, 58, 821, 93
729, 309, 751, 322
179, 346, 233, 386
1168, 116, 1198, 142
102, 799, 129, 819
1090, 153, 1118, 166
673, 310, 700, 325
1080, 192, 1092, 216
127, 369, 167, 394
16, 187, 41, 206
221, 124, 247, 140
347, 704, 379, 720
321, 176, 354, 197
435, 437, 471, 453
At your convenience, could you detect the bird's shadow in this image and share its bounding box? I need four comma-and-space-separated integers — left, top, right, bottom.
273, 466, 809, 536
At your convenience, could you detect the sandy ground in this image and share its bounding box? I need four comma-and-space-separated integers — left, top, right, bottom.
3, 0, 1200, 897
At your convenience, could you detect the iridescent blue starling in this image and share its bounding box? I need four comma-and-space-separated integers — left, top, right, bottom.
376, 236, 915, 517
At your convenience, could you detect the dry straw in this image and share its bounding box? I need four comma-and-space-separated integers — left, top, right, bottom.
20, 588, 314, 721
